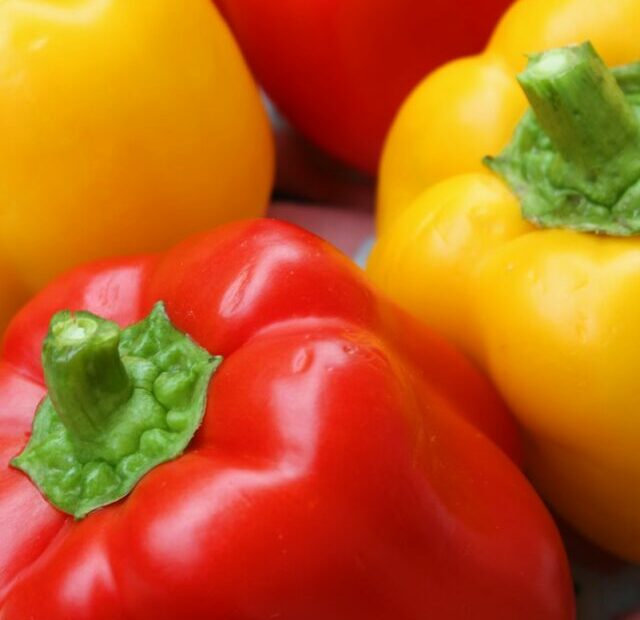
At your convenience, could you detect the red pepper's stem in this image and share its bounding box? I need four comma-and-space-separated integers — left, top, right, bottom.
43, 312, 132, 441
12, 303, 221, 518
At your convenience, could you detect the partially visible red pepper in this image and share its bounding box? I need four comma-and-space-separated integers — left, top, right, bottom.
216, 0, 511, 173
0, 220, 574, 619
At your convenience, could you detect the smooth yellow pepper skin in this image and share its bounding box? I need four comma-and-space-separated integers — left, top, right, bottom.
377, 0, 640, 233
0, 0, 274, 332
369, 171, 640, 561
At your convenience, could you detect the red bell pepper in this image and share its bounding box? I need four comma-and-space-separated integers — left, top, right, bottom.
0, 220, 574, 619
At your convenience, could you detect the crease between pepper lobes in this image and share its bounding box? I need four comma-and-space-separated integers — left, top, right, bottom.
368, 41, 640, 562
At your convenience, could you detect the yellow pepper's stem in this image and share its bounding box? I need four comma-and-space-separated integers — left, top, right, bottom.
518, 42, 640, 205
485, 42, 640, 235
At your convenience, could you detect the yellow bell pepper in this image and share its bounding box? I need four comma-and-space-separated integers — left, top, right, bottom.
369, 11, 640, 563
0, 0, 274, 333
377, 0, 640, 233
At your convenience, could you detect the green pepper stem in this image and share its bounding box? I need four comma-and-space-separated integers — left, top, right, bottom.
518, 42, 640, 202
42, 311, 132, 441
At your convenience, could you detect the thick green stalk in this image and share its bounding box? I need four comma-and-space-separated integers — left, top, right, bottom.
485, 42, 640, 235
43, 312, 132, 441
518, 42, 640, 206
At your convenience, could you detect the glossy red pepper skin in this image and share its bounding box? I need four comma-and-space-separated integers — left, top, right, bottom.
0, 220, 574, 619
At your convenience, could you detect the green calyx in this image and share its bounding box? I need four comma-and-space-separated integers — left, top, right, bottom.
12, 302, 221, 519
485, 41, 640, 235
